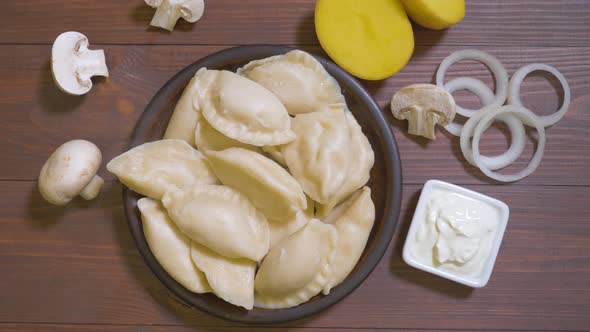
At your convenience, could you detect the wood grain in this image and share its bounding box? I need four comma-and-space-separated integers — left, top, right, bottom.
1, 44, 588, 185
0, 324, 524, 332
0, 325, 136, 332
2, 0, 590, 330
1, 181, 588, 330
0, 1, 588, 47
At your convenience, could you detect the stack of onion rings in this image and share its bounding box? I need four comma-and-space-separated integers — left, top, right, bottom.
435, 50, 570, 182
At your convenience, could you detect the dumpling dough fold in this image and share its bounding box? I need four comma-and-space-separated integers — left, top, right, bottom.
282, 107, 351, 204
107, 139, 219, 199
254, 219, 337, 309
317, 112, 374, 217
238, 50, 346, 115
137, 198, 210, 294
191, 242, 255, 310
262, 145, 286, 166
322, 187, 375, 294
193, 69, 295, 146
206, 147, 307, 220
163, 73, 201, 146
162, 185, 270, 262
268, 195, 314, 249
194, 110, 260, 153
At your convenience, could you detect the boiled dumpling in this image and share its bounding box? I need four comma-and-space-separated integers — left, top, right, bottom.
317, 112, 374, 218
163, 72, 201, 146
194, 110, 260, 153
190, 242, 255, 310
262, 145, 286, 166
206, 147, 307, 220
107, 139, 219, 199
137, 198, 210, 293
238, 50, 345, 115
282, 107, 351, 204
268, 211, 310, 250
193, 69, 295, 146
322, 187, 375, 294
268, 195, 314, 249
162, 185, 269, 262
254, 219, 337, 309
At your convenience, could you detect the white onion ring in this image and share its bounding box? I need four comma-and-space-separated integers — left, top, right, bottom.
437, 49, 509, 117
459, 108, 526, 171
471, 105, 546, 182
443, 77, 495, 136
507, 63, 571, 127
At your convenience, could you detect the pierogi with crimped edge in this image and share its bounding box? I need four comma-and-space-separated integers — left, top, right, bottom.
193, 69, 295, 146
107, 139, 218, 200
238, 50, 346, 115
282, 106, 352, 205
254, 219, 338, 309
162, 185, 270, 262
206, 147, 307, 220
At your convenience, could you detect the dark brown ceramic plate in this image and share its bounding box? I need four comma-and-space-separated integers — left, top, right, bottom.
123, 45, 402, 324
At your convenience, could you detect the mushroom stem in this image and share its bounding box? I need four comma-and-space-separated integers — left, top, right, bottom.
80, 175, 104, 200
76, 48, 109, 81
391, 84, 456, 140
405, 109, 440, 140
150, 1, 182, 31
146, 0, 204, 31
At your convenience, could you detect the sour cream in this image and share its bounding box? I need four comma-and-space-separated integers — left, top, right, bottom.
412, 188, 499, 278
403, 180, 509, 287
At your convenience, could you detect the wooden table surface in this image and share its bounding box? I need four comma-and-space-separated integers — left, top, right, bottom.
1, 1, 589, 331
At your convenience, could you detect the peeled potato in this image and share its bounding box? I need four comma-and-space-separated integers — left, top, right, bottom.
315, 0, 414, 80
401, 0, 465, 30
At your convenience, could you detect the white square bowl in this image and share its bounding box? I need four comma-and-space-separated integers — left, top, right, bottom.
402, 180, 510, 288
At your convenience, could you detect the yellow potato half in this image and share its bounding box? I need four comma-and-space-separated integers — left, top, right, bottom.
315, 0, 414, 80
401, 0, 465, 30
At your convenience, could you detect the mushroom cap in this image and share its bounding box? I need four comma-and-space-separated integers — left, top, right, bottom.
391, 83, 456, 125
180, 0, 205, 22
38, 140, 102, 205
52, 32, 90, 95
144, 0, 163, 8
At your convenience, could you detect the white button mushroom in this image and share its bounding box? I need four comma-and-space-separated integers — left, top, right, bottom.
51, 31, 109, 96
145, 0, 205, 31
391, 84, 456, 140
38, 140, 104, 205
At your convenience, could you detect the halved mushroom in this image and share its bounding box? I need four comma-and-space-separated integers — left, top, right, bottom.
38, 140, 104, 205
145, 0, 205, 31
390, 84, 456, 140
51, 31, 109, 96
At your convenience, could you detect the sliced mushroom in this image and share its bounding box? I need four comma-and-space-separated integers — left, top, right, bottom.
51, 31, 109, 96
145, 0, 205, 31
390, 84, 456, 140
38, 140, 104, 205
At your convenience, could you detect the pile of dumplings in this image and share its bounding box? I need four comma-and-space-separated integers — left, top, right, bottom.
107, 50, 376, 310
